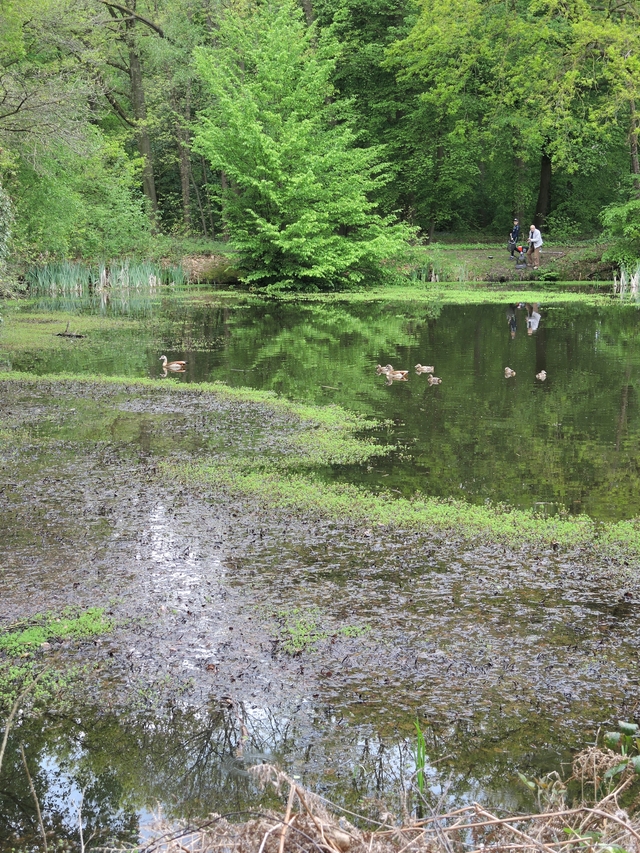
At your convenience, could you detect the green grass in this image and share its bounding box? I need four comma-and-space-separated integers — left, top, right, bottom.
168, 459, 640, 561
0, 607, 112, 657
261, 284, 615, 305
274, 608, 371, 655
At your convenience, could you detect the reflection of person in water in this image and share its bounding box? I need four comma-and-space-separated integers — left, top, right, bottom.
506, 305, 517, 339
526, 303, 541, 335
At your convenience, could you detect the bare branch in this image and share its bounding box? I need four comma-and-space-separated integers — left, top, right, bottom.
100, 1, 165, 37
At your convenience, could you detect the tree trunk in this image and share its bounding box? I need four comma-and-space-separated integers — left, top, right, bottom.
630, 99, 640, 198
127, 12, 158, 216
534, 152, 551, 229
300, 0, 314, 23
174, 87, 192, 231
220, 171, 230, 241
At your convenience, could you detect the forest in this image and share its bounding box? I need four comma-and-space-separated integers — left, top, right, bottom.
0, 0, 639, 288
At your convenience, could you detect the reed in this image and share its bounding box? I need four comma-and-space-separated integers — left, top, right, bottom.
26, 259, 188, 298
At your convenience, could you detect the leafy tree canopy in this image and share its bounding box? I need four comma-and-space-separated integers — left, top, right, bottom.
193, 0, 413, 291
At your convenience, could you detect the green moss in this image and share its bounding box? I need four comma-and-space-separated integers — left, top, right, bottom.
0, 607, 114, 712
0, 607, 112, 657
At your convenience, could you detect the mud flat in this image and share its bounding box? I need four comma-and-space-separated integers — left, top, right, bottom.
1, 376, 640, 842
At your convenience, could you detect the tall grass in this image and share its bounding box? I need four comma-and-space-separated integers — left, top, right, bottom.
25, 260, 188, 316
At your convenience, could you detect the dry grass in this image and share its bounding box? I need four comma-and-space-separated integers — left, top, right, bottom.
104, 755, 640, 853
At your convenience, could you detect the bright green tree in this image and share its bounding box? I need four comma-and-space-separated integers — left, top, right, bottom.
193, 0, 412, 291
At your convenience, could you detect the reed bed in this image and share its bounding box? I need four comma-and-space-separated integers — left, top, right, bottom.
26, 260, 187, 298
25, 259, 187, 316
613, 262, 640, 301
111, 751, 640, 853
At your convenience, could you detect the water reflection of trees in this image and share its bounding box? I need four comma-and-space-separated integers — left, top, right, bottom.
1, 693, 560, 846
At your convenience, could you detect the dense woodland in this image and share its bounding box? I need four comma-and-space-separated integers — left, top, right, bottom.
0, 0, 639, 286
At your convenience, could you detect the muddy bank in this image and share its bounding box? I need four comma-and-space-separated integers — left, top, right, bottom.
2, 378, 640, 831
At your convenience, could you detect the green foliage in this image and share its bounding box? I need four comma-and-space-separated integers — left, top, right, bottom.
0, 607, 113, 713
8, 134, 151, 261
274, 607, 369, 654
604, 722, 640, 759
276, 608, 324, 655
601, 198, 640, 267
193, 0, 412, 291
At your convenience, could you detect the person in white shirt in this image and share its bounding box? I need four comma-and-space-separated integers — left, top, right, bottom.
527, 224, 543, 269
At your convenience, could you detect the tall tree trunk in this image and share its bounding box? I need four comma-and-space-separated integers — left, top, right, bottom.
174, 87, 192, 231
220, 171, 230, 241
534, 152, 551, 229
514, 156, 526, 220
630, 99, 640, 198
127, 13, 158, 216
300, 0, 314, 23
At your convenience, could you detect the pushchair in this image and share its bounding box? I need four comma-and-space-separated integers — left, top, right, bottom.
514, 245, 527, 269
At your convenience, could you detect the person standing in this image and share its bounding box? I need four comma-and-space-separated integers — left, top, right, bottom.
527, 224, 543, 269
508, 218, 520, 257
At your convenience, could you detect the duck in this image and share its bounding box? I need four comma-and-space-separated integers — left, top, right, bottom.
536, 370, 547, 381
386, 369, 409, 381
160, 355, 188, 371
415, 364, 435, 374
504, 367, 516, 378
427, 375, 442, 385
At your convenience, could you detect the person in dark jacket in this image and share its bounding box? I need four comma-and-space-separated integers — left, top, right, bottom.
508, 218, 520, 257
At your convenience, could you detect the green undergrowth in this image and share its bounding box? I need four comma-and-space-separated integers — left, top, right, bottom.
168, 459, 640, 561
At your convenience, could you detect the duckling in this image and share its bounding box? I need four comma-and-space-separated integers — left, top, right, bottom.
415, 364, 435, 374
160, 355, 188, 371
504, 367, 516, 378
536, 370, 547, 381
376, 364, 387, 374
427, 375, 442, 385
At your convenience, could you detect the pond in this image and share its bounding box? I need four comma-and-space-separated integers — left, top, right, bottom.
6, 291, 640, 521
2, 287, 640, 847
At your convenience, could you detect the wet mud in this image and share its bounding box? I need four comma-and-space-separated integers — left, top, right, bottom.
2, 379, 640, 830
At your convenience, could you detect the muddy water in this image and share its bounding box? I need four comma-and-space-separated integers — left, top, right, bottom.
5, 296, 640, 520
2, 377, 640, 847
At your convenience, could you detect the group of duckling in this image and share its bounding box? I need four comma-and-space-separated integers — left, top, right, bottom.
504, 366, 547, 381
377, 363, 442, 386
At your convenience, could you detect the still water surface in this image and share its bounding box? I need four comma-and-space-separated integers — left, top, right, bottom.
3, 289, 640, 847
7, 292, 640, 521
